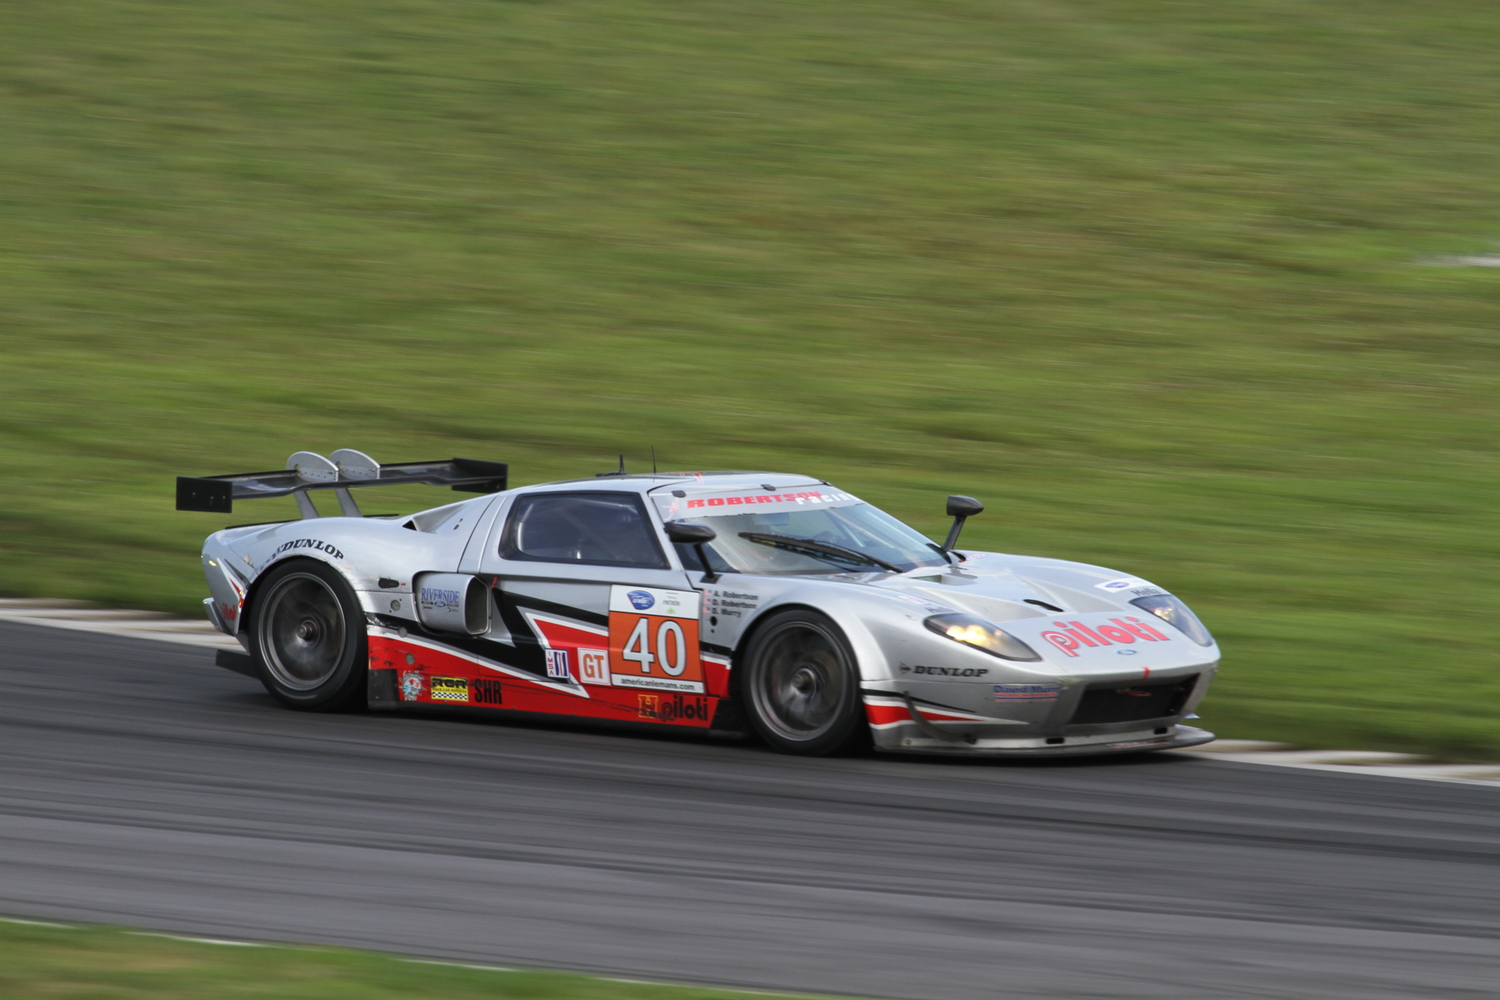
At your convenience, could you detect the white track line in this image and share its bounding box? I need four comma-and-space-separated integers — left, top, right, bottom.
127, 931, 267, 946
2, 600, 1495, 788
1164, 740, 1500, 789
0, 599, 240, 649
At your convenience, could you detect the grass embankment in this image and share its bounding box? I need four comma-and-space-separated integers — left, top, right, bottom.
0, 920, 804, 1000
1, 1, 1498, 756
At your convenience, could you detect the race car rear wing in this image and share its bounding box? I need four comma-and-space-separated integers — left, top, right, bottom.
176, 449, 508, 518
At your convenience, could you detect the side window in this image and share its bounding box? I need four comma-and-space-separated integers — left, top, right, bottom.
500, 492, 668, 569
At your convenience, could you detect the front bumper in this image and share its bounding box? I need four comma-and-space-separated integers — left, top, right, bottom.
874, 724, 1216, 757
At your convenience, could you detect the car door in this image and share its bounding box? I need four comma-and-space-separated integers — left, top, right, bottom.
474, 490, 713, 726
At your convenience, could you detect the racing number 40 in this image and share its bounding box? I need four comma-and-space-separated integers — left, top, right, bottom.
621, 616, 688, 677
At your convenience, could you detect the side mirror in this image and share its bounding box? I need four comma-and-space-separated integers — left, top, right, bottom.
664, 521, 716, 545
942, 495, 984, 556
664, 521, 721, 583
946, 495, 984, 519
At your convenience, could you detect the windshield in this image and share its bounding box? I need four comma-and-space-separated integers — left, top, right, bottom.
656, 490, 948, 576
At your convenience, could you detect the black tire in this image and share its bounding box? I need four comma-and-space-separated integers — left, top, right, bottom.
247, 558, 367, 711
740, 609, 866, 756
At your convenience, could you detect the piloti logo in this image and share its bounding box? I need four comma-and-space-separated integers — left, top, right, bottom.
638, 693, 711, 723
1040, 618, 1171, 657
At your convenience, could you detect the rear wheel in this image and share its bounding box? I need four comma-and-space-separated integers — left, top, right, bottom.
249, 559, 366, 711
741, 609, 866, 756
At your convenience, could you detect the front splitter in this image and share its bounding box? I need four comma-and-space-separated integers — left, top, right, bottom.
875, 725, 1217, 758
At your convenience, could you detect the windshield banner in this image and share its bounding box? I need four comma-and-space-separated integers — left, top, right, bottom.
653, 488, 864, 522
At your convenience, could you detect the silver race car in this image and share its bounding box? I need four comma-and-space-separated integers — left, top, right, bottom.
178, 451, 1218, 756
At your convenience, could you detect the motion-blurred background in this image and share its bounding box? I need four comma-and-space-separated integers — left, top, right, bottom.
2, 0, 1496, 757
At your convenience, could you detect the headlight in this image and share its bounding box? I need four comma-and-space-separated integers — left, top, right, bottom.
1130, 594, 1214, 646
924, 613, 1041, 661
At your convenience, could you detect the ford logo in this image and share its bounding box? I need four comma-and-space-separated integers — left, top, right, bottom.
626, 590, 655, 610
1116, 649, 1138, 655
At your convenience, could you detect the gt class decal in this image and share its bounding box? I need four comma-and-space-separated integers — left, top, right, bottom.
577, 648, 610, 686
608, 585, 704, 694
1039, 617, 1171, 657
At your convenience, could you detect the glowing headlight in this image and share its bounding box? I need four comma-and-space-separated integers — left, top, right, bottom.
923, 613, 1041, 661
1130, 594, 1214, 647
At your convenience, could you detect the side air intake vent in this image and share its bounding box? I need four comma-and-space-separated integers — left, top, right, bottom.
414, 573, 491, 636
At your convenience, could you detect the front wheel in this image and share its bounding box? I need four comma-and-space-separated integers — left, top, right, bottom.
248, 558, 367, 711
741, 609, 866, 756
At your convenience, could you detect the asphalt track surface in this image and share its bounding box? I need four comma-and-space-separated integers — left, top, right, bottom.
3, 620, 1499, 1000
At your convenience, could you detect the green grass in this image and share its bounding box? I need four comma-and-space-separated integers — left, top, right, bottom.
0, 919, 809, 1000
1, 1, 1498, 757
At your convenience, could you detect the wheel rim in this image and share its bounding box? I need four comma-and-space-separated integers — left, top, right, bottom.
750, 622, 852, 742
259, 572, 347, 690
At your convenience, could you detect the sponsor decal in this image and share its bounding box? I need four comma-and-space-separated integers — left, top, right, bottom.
994, 683, 1062, 701
637, 693, 712, 724
653, 489, 862, 521
608, 587, 698, 619
545, 648, 571, 680
430, 676, 469, 702
399, 671, 425, 701
472, 677, 503, 705
898, 665, 989, 678
885, 593, 955, 614
1039, 618, 1172, 657
578, 648, 610, 686
687, 490, 858, 509
220, 574, 246, 623
608, 586, 706, 695
1129, 586, 1167, 598
272, 538, 345, 561
419, 587, 462, 609
614, 675, 704, 693
1096, 577, 1151, 592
